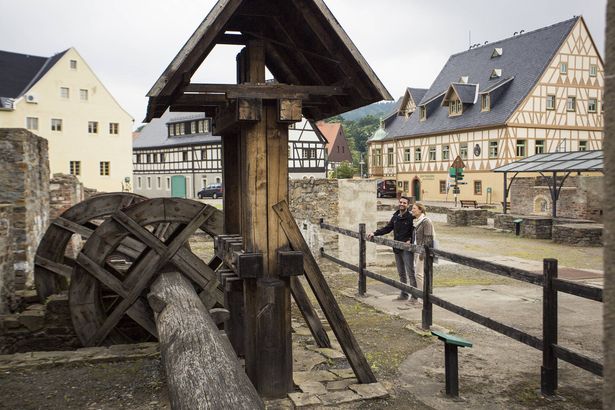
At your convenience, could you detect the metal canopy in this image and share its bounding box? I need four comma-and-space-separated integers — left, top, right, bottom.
493, 150, 603, 173
494, 150, 603, 217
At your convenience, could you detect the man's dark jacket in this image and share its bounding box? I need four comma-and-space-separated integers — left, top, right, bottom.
373, 210, 414, 254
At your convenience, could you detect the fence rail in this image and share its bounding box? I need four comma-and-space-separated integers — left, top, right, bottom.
319, 221, 603, 395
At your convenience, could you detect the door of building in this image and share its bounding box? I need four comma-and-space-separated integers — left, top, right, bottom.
171, 175, 186, 198
412, 178, 421, 201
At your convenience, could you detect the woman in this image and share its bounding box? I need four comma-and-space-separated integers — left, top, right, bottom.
410, 202, 435, 298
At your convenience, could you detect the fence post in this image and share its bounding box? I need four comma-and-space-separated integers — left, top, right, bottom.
541, 258, 558, 396
421, 246, 433, 330
358, 223, 367, 296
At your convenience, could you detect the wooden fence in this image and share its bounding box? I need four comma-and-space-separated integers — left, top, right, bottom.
319, 220, 603, 396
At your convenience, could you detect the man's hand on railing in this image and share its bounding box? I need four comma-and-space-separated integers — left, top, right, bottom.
366, 232, 374, 240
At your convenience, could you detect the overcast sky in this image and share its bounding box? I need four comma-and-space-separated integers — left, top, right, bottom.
0, 0, 607, 128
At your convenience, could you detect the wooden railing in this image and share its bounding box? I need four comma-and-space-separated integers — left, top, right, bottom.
319, 220, 603, 396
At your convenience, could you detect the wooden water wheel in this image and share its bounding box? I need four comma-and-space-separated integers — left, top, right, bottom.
34, 193, 146, 302
69, 197, 224, 346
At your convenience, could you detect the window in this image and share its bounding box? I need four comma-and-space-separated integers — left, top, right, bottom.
590, 64, 597, 77
51, 118, 63, 131
460, 143, 468, 160
137, 177, 142, 189
136, 154, 141, 164
439, 180, 447, 194
566, 97, 576, 112
166, 177, 171, 190
69, 161, 81, 176
428, 146, 436, 161
169, 125, 175, 137
588, 98, 597, 113
448, 99, 462, 116
442, 145, 450, 160
474, 180, 482, 195
26, 117, 39, 130
546, 95, 556, 110
403, 148, 411, 162
182, 151, 188, 162
303, 148, 317, 159
387, 148, 394, 165
99, 161, 110, 176
70, 60, 77, 69
535, 140, 545, 154
157, 177, 161, 189
109, 122, 119, 134
516, 139, 526, 157
481, 94, 490, 111
490, 69, 502, 79
488, 141, 498, 158
216, 177, 221, 183
80, 89, 88, 101
414, 147, 422, 162
88, 121, 98, 134
579, 140, 588, 151
147, 177, 152, 189
60, 87, 70, 99
160, 153, 165, 162
373, 148, 382, 166
146, 153, 151, 163
419, 106, 426, 121
560, 62, 568, 74
201, 149, 208, 160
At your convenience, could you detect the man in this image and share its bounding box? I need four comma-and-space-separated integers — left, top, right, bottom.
367, 196, 416, 301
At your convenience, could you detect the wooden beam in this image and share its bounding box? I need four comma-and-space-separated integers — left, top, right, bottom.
218, 33, 248, 45
148, 272, 264, 409
272, 200, 377, 384
183, 83, 347, 99
290, 277, 331, 348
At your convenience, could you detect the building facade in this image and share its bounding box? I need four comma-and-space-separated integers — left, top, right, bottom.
316, 121, 352, 173
0, 48, 133, 192
133, 112, 327, 198
368, 17, 603, 202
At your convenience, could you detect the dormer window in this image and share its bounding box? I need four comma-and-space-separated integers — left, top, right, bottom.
491, 48, 503, 58
481, 94, 491, 112
449, 99, 463, 116
419, 106, 426, 121
490, 69, 502, 79
459, 76, 469, 84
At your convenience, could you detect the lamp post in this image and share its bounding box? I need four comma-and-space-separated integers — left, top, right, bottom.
359, 152, 365, 178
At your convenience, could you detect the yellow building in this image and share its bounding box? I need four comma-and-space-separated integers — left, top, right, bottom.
0, 47, 133, 192
368, 17, 603, 203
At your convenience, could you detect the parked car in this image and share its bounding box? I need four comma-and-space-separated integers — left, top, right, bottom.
377, 179, 397, 198
198, 183, 224, 199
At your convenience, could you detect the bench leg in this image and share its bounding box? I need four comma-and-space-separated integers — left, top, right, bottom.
444, 344, 459, 397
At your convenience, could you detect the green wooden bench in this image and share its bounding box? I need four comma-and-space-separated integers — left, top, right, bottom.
431, 330, 473, 397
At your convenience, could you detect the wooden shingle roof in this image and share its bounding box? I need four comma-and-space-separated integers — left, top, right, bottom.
145, 0, 392, 122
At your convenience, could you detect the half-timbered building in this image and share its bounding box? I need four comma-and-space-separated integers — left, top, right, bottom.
368, 17, 603, 202
133, 111, 327, 198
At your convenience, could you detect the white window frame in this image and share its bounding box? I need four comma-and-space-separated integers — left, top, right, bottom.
489, 141, 498, 158
109, 122, 119, 134
69, 160, 81, 176
428, 146, 436, 161
26, 117, 39, 130
403, 148, 411, 162
546, 95, 556, 110
60, 87, 70, 99
414, 147, 422, 162
535, 140, 545, 154
579, 140, 588, 151
51, 118, 63, 131
516, 139, 526, 157
70, 60, 77, 70
566, 96, 576, 112
88, 121, 99, 134
589, 65, 597, 77
80, 89, 88, 101
588, 98, 597, 113
99, 161, 110, 176
442, 145, 450, 160
460, 143, 468, 160
560, 62, 568, 74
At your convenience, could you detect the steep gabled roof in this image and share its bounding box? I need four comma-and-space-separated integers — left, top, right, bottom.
0, 49, 68, 99
316, 121, 352, 162
383, 17, 580, 140
145, 0, 392, 122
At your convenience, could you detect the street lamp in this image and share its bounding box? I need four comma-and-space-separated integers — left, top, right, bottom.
359, 152, 365, 178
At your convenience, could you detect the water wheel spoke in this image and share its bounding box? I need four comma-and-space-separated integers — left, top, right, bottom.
35, 255, 73, 278
53, 217, 94, 238
76, 252, 158, 339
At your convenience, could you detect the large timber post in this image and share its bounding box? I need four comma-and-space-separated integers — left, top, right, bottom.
239, 39, 293, 397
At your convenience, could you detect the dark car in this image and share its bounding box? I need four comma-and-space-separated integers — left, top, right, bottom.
198, 183, 224, 199
377, 179, 397, 198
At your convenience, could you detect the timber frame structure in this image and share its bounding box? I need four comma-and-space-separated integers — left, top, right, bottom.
145, 0, 391, 400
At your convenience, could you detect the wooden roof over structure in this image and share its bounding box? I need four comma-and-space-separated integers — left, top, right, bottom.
145, 0, 392, 123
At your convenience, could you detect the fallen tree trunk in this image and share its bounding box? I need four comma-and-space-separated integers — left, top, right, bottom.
148, 272, 263, 410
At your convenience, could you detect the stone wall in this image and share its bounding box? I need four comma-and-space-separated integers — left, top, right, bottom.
0, 205, 15, 313
447, 209, 490, 226
552, 223, 603, 247
49, 174, 84, 221
510, 176, 603, 221
0, 129, 50, 291
289, 178, 339, 251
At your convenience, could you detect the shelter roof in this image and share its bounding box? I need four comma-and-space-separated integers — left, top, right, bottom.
145, 0, 392, 122
493, 150, 603, 173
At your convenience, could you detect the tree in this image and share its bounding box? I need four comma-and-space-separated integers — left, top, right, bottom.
334, 161, 354, 179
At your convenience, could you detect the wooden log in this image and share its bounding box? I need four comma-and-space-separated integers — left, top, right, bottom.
149, 272, 263, 410
273, 200, 377, 383
290, 276, 331, 348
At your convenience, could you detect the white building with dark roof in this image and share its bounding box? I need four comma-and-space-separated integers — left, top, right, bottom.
133, 111, 327, 198
368, 17, 603, 202
0, 47, 134, 192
